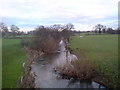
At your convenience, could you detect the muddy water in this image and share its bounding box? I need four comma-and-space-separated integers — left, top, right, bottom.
31, 40, 106, 88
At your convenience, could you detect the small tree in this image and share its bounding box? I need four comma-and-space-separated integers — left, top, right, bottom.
50, 24, 63, 31
107, 28, 114, 34
94, 24, 105, 34
0, 22, 9, 37
61, 23, 74, 42
10, 25, 19, 38
102, 26, 106, 33
64, 23, 74, 30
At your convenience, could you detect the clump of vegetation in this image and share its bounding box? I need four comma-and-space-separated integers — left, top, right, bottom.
71, 59, 96, 80
24, 23, 74, 54
27, 26, 61, 54
55, 56, 96, 81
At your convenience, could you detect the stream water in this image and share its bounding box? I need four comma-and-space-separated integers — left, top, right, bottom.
31, 40, 107, 88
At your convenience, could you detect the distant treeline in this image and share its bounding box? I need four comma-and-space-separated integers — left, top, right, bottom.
1, 22, 120, 38
92, 24, 120, 34
0, 22, 27, 38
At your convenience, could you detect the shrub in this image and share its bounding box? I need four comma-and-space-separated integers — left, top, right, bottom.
55, 59, 96, 81
29, 26, 61, 54
71, 59, 96, 80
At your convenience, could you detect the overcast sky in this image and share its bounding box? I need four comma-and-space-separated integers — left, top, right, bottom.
0, 0, 119, 31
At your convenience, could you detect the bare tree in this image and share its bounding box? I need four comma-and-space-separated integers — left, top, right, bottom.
64, 23, 74, 30
10, 24, 19, 38
61, 23, 74, 43
0, 22, 9, 37
102, 26, 107, 33
107, 28, 114, 34
50, 24, 63, 31
94, 24, 104, 34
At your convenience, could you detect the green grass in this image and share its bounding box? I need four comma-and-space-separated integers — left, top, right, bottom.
0, 38, 2, 89
15, 35, 32, 37
69, 34, 118, 88
4, 35, 33, 38
2, 39, 26, 88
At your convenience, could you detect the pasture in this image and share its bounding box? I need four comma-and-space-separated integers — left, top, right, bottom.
2, 39, 26, 88
69, 34, 118, 88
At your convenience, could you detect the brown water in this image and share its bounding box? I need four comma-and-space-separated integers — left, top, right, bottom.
31, 40, 106, 88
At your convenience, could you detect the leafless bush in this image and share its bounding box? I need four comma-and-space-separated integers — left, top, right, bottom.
29, 26, 61, 53
55, 58, 96, 81
71, 59, 96, 80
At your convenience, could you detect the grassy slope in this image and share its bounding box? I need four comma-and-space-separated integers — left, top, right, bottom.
69, 34, 118, 87
2, 39, 26, 88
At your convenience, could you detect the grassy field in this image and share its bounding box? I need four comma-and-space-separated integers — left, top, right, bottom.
69, 34, 118, 88
2, 39, 26, 88
0, 38, 2, 89
4, 35, 32, 38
